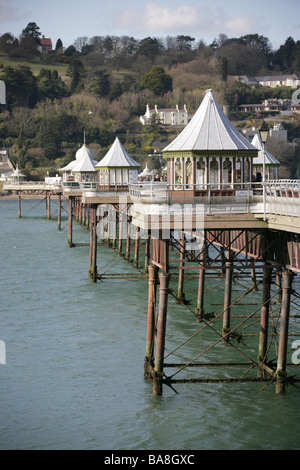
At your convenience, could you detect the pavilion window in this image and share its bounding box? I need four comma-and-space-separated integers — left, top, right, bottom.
244, 158, 250, 184
196, 157, 206, 189
209, 157, 219, 189
175, 158, 182, 189
110, 169, 115, 185
116, 169, 122, 185
235, 158, 242, 188
222, 157, 232, 188
185, 157, 193, 189
122, 169, 128, 184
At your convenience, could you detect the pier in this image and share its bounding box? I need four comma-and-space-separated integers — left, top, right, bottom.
4, 89, 300, 396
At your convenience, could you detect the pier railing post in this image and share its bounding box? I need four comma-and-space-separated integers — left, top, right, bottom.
153, 272, 170, 395
276, 271, 293, 394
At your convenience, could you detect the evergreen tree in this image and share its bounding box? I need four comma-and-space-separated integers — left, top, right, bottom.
141, 66, 173, 95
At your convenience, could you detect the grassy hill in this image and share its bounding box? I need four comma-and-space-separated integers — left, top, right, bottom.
0, 55, 69, 78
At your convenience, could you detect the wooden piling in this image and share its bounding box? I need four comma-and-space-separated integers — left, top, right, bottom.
276, 271, 293, 394
257, 263, 272, 378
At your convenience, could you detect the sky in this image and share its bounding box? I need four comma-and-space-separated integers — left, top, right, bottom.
0, 0, 299, 51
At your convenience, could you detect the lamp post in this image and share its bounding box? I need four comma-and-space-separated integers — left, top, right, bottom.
259, 122, 269, 221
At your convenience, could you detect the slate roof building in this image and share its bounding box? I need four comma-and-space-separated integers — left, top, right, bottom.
162, 89, 258, 197
251, 134, 280, 181
95, 137, 140, 190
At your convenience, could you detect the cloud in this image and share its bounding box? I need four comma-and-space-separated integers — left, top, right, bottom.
114, 2, 263, 38
0, 0, 18, 22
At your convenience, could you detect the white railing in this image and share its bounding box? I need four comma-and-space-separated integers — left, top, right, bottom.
129, 180, 300, 217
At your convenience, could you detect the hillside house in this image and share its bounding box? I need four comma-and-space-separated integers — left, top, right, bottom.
140, 104, 188, 126
38, 35, 52, 54
239, 74, 300, 88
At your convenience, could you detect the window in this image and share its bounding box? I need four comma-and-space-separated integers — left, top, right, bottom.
235, 158, 242, 187
175, 158, 182, 189
222, 157, 232, 188
185, 157, 193, 189
209, 157, 219, 189
196, 158, 206, 189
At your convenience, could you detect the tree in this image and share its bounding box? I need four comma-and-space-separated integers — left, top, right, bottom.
0, 33, 19, 56
55, 38, 63, 51
141, 65, 173, 95
66, 59, 86, 93
0, 65, 38, 109
37, 68, 68, 101
136, 37, 163, 61
20, 22, 41, 56
86, 70, 110, 98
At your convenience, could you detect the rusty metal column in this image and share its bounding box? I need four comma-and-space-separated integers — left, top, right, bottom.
144, 234, 150, 273
58, 193, 61, 231
125, 216, 131, 261
144, 265, 158, 379
89, 205, 98, 283
257, 263, 272, 378
68, 197, 74, 247
134, 226, 140, 268
196, 243, 207, 322
153, 272, 170, 395
18, 191, 21, 218
46, 192, 51, 219
222, 258, 233, 341
176, 235, 186, 303
276, 271, 293, 394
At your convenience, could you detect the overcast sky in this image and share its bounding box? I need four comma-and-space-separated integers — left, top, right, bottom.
0, 0, 299, 50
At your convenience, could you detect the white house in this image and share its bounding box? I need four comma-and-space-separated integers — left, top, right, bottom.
140, 104, 188, 126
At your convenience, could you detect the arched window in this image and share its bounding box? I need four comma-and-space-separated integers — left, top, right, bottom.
175, 158, 182, 189
196, 158, 206, 189
222, 157, 232, 188
209, 157, 219, 189
185, 157, 193, 189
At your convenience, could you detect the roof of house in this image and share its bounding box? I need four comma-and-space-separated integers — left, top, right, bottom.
251, 134, 280, 166
40, 36, 52, 46
163, 89, 257, 153
95, 137, 140, 169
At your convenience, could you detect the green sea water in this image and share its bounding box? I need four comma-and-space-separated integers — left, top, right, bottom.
0, 199, 300, 450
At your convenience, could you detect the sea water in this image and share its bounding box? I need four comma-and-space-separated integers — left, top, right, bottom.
0, 199, 300, 450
